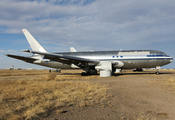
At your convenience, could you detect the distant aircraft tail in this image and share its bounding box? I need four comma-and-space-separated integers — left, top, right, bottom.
22, 29, 48, 53
70, 47, 77, 52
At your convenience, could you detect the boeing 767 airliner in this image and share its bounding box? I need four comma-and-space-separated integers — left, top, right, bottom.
6, 29, 173, 77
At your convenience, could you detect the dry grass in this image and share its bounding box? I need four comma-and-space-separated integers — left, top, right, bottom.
149, 78, 175, 94
0, 70, 108, 120
0, 69, 100, 81
39, 72, 100, 81
0, 69, 49, 76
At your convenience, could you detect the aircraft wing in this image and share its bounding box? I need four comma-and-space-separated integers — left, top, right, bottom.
5, 54, 37, 62
23, 50, 100, 66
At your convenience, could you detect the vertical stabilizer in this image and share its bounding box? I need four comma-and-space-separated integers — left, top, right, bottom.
22, 29, 48, 52
70, 47, 77, 52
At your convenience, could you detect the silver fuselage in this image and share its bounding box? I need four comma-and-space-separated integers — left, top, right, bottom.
32, 50, 173, 69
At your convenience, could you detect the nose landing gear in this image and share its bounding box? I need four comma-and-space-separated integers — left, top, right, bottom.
155, 66, 161, 75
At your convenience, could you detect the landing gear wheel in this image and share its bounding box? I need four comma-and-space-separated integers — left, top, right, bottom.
81, 72, 91, 76
90, 70, 97, 75
155, 71, 159, 75
81, 72, 86, 76
155, 66, 160, 75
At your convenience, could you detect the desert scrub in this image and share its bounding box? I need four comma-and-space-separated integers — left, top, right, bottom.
0, 80, 108, 119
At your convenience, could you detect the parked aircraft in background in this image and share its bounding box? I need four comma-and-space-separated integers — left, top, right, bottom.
6, 29, 173, 77
70, 47, 77, 52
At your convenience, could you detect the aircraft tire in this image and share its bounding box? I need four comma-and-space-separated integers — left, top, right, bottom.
81, 72, 86, 76
155, 71, 159, 75
90, 70, 97, 75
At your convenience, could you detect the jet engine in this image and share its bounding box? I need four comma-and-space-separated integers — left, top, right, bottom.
95, 61, 112, 77
33, 60, 42, 63
112, 61, 124, 68
95, 61, 124, 77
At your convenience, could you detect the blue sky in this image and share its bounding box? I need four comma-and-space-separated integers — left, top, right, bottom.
0, 0, 175, 69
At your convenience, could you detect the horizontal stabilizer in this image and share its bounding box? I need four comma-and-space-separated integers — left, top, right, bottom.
20, 49, 31, 52
5, 54, 37, 62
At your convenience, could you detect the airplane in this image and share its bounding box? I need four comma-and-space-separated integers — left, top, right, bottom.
6, 29, 173, 77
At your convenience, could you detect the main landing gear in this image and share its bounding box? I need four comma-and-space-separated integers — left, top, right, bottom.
81, 66, 98, 76
49, 69, 61, 73
81, 69, 97, 76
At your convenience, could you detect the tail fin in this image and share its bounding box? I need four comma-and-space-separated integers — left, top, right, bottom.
70, 47, 77, 52
22, 29, 48, 53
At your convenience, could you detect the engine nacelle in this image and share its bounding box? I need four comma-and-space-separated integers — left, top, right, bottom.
112, 61, 124, 68
33, 60, 42, 63
71, 64, 80, 69
95, 61, 112, 77
100, 69, 111, 77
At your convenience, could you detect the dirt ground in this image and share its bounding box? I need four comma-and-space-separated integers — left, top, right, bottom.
1, 69, 175, 120
44, 69, 175, 120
